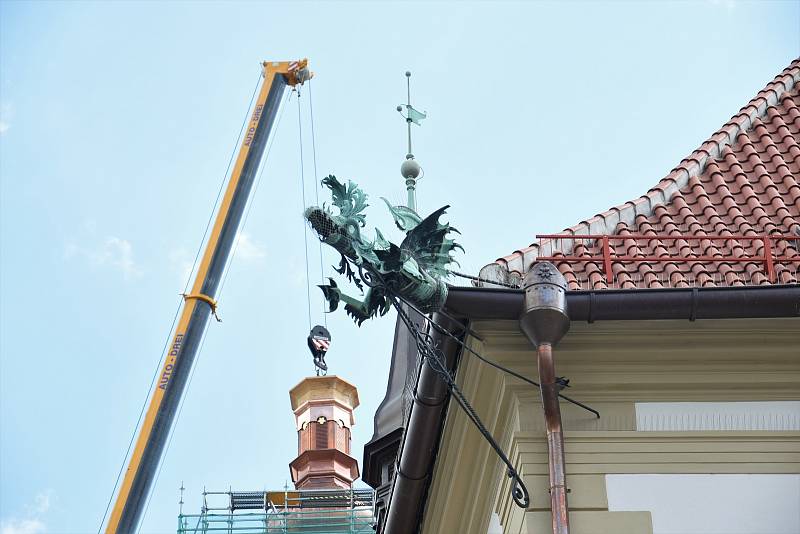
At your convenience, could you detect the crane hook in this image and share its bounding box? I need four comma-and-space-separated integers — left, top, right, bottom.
307, 325, 331, 375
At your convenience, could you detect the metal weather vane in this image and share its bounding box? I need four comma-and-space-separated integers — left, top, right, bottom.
304, 175, 461, 326
396, 70, 426, 212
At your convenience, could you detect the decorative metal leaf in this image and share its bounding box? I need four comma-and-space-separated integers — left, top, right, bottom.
345, 181, 368, 225
321, 175, 348, 209
321, 175, 367, 228
318, 278, 341, 312
382, 198, 422, 231
334, 254, 363, 292
373, 228, 390, 250
400, 205, 461, 277
344, 303, 370, 326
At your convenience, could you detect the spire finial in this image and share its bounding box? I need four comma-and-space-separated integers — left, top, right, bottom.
397, 70, 425, 211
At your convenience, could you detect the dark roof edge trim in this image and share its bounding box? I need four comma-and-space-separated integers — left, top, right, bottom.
445, 284, 800, 322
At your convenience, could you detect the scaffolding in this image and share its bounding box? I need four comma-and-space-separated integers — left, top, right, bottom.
177, 488, 375, 534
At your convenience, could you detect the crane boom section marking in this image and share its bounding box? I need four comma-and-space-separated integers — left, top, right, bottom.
158, 334, 184, 390
105, 61, 296, 534
189, 70, 277, 298
105, 300, 198, 533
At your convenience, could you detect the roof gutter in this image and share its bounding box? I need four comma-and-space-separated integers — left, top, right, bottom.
383, 312, 465, 534
445, 283, 800, 321
382, 283, 799, 534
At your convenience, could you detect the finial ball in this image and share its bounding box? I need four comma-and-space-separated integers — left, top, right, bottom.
396, 105, 403, 112
405, 71, 411, 77
401, 158, 421, 179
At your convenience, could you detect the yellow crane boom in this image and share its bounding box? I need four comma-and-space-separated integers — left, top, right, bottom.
105, 59, 312, 533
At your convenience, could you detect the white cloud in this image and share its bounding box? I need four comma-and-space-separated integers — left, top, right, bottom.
1, 490, 52, 534
0, 518, 46, 534
708, 0, 736, 10
32, 491, 52, 515
166, 233, 265, 289
235, 232, 266, 261
0, 102, 12, 136
64, 236, 143, 280
62, 241, 79, 260
90, 237, 142, 280
169, 247, 194, 287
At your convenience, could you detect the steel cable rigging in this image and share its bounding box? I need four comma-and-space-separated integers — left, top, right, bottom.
296, 84, 332, 375
362, 264, 531, 508
390, 295, 531, 509
296, 87, 313, 331
423, 306, 599, 418
307, 80, 328, 329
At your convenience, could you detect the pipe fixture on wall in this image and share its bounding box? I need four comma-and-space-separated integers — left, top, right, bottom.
519, 262, 572, 534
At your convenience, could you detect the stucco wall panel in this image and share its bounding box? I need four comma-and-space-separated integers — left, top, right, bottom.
522, 511, 653, 534
423, 318, 799, 534
512, 432, 800, 476
525, 474, 608, 511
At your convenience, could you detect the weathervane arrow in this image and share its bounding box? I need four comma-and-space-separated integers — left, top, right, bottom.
396, 71, 425, 211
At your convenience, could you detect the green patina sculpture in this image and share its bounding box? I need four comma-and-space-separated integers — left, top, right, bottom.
304, 175, 462, 325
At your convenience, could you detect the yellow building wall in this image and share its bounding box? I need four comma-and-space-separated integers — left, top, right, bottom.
422, 318, 800, 534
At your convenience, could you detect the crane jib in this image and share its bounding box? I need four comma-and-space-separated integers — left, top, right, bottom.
106, 67, 290, 533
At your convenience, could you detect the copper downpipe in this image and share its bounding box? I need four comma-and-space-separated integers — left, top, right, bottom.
518, 262, 572, 534
537, 343, 569, 534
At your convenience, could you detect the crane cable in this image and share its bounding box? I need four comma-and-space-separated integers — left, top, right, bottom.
138, 86, 294, 531
297, 88, 313, 331
307, 80, 327, 329
218, 90, 293, 301
97, 69, 263, 534
297, 82, 329, 334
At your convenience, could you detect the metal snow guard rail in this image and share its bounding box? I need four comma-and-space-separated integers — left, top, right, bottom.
535, 233, 800, 284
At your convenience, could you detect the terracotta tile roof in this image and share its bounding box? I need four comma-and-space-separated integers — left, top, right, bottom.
480, 59, 800, 290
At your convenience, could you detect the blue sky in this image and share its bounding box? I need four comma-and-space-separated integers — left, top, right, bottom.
0, 1, 797, 533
